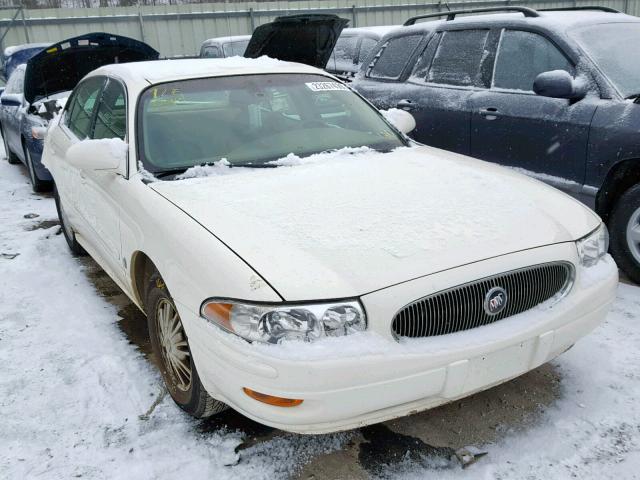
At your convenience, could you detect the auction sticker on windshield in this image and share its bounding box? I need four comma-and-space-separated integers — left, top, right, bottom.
305, 82, 349, 92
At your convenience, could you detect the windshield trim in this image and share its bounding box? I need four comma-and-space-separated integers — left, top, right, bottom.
134, 72, 409, 177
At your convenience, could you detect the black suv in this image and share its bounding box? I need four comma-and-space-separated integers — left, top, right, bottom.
352, 6, 640, 282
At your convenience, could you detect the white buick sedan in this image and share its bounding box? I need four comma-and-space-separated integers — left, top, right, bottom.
42, 58, 618, 434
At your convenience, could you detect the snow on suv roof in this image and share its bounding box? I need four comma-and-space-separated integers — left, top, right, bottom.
91, 57, 328, 85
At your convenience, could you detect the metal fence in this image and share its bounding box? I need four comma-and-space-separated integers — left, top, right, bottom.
0, 0, 637, 57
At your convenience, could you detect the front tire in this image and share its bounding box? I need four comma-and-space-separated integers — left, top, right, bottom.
53, 184, 85, 256
609, 184, 640, 284
146, 272, 227, 418
25, 145, 51, 193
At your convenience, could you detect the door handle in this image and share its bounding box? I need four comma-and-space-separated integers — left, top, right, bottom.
479, 107, 500, 120
396, 99, 415, 111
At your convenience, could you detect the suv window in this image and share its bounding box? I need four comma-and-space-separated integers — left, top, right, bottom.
358, 37, 379, 64
493, 30, 574, 91
65, 77, 104, 139
427, 29, 489, 87
367, 35, 422, 80
92, 79, 126, 140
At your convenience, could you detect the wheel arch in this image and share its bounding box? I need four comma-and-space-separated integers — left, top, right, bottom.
596, 159, 640, 222
130, 250, 162, 314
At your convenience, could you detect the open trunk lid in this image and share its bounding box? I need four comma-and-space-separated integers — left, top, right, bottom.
244, 14, 348, 69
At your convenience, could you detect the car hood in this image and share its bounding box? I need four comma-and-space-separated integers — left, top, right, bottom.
244, 14, 348, 69
24, 32, 158, 104
149, 146, 600, 301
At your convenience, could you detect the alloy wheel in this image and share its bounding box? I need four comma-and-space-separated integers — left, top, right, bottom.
627, 206, 640, 264
156, 299, 192, 392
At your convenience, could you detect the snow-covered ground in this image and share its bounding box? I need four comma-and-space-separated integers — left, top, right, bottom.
1, 156, 639, 479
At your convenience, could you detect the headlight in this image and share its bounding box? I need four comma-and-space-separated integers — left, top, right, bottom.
201, 299, 366, 344
576, 223, 609, 267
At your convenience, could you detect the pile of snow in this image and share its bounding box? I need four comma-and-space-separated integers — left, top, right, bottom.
176, 159, 234, 179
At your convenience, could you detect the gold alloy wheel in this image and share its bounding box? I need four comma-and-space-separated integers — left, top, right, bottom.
156, 298, 192, 392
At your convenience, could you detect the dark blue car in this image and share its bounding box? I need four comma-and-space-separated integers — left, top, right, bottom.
2, 43, 50, 81
352, 6, 640, 283
0, 32, 159, 192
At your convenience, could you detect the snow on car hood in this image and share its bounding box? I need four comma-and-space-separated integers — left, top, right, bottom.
149, 146, 600, 300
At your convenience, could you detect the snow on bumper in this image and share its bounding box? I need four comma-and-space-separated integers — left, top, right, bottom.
179, 244, 618, 434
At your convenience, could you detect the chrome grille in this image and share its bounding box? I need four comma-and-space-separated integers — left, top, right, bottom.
392, 262, 574, 339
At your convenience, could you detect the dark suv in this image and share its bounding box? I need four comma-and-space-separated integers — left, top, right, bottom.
352, 6, 640, 282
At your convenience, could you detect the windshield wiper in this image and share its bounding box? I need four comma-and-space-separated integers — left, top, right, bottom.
626, 93, 640, 103
148, 167, 189, 180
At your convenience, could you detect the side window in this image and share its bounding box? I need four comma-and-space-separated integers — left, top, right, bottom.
357, 37, 379, 65
367, 34, 423, 80
202, 45, 222, 58
92, 79, 126, 140
65, 77, 104, 140
493, 30, 574, 91
427, 29, 490, 87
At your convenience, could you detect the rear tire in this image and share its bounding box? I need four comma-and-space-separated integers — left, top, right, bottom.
1, 126, 19, 164
25, 145, 51, 193
53, 184, 86, 256
146, 271, 227, 418
609, 184, 640, 284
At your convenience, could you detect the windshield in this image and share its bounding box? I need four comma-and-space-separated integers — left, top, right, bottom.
137, 73, 405, 174
572, 23, 640, 98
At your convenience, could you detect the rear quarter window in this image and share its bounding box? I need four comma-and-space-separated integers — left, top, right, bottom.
366, 34, 423, 80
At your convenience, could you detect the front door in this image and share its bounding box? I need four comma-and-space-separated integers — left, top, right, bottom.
469, 29, 595, 186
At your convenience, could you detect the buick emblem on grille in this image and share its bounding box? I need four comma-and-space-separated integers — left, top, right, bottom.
484, 287, 508, 316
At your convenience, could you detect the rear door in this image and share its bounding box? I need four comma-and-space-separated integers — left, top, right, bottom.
469, 29, 595, 184
74, 77, 127, 279
397, 28, 496, 155
353, 32, 426, 117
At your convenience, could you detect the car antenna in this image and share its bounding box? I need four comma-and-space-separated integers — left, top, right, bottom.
443, 2, 452, 11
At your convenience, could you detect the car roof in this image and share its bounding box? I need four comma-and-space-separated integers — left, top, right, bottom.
90, 57, 330, 85
394, 10, 640, 35
201, 35, 252, 46
340, 25, 401, 38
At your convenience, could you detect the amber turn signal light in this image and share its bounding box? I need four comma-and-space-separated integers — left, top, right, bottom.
243, 388, 303, 407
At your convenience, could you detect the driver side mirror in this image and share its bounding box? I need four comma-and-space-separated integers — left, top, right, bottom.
381, 108, 416, 134
533, 70, 586, 101
66, 138, 127, 172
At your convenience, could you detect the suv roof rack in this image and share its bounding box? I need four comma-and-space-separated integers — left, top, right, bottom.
538, 6, 621, 13
403, 6, 539, 26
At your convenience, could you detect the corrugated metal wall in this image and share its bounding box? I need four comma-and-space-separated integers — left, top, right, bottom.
0, 0, 636, 57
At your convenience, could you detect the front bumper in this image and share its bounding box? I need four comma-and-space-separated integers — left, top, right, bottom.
179, 243, 618, 434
